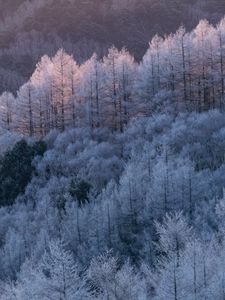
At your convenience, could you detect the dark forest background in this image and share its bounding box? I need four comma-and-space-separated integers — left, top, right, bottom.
0, 0, 225, 94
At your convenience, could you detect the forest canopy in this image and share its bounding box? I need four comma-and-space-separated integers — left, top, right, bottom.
1, 18, 225, 137
1, 4, 225, 300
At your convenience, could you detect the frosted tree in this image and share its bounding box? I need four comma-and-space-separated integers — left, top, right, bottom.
79, 54, 103, 128
86, 252, 145, 299
138, 34, 165, 114
154, 214, 194, 300
149, 35, 164, 93
192, 20, 214, 111
51, 49, 78, 131
30, 54, 53, 136
102, 46, 121, 131
16, 81, 37, 136
65, 54, 80, 128
217, 17, 225, 108
171, 27, 191, 111
86, 251, 118, 299
102, 47, 135, 131
0, 92, 16, 131
39, 239, 89, 300
113, 262, 146, 300
115, 48, 136, 131
155, 213, 193, 266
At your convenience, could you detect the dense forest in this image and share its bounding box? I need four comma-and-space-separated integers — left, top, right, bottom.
1, 18, 225, 136
1, 2, 225, 300
1, 0, 225, 94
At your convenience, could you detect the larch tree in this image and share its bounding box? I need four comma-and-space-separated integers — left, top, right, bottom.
39, 239, 89, 300
79, 54, 103, 129
30, 54, 53, 136
51, 49, 77, 131
102, 46, 121, 131
0, 92, 16, 131
16, 81, 37, 136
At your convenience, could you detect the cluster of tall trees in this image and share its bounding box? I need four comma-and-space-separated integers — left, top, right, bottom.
0, 47, 136, 135
2, 18, 225, 136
